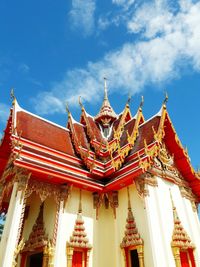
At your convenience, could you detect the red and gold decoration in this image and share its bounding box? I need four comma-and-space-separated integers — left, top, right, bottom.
67, 190, 92, 267
121, 187, 144, 267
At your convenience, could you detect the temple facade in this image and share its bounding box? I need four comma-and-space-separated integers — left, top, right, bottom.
0, 82, 200, 267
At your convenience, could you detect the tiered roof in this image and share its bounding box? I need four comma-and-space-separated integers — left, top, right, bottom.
68, 190, 92, 249
121, 188, 143, 248
23, 203, 48, 251
171, 198, 194, 249
0, 88, 200, 199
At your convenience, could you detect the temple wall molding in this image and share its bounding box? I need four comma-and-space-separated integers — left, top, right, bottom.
0, 179, 28, 267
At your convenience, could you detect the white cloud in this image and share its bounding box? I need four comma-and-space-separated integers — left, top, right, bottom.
112, 0, 135, 9
18, 63, 30, 74
69, 0, 96, 36
0, 103, 10, 123
33, 0, 200, 115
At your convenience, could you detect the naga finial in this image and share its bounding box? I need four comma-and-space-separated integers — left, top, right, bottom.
66, 102, 71, 119
103, 77, 108, 100
66, 102, 70, 114
127, 93, 131, 106
140, 95, 144, 109
10, 88, 16, 105
163, 91, 168, 105
79, 96, 84, 110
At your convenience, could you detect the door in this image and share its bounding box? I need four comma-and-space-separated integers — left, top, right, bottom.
72, 251, 83, 267
26, 252, 43, 267
130, 249, 140, 267
180, 251, 190, 267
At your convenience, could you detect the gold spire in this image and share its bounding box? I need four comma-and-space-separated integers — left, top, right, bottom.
95, 77, 117, 122
127, 187, 131, 211
78, 189, 82, 213
104, 77, 108, 100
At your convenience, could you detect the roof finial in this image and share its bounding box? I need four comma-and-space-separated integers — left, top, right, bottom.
78, 189, 82, 213
104, 77, 108, 100
140, 95, 144, 109
126, 93, 131, 106
163, 91, 168, 105
79, 96, 84, 111
10, 88, 16, 105
66, 102, 71, 117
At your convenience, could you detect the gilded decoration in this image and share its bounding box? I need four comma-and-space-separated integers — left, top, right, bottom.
93, 191, 119, 219
170, 193, 196, 267
43, 241, 55, 267
22, 203, 55, 267
67, 190, 92, 267
152, 143, 185, 183
12, 239, 25, 267
121, 187, 144, 267
111, 105, 143, 172
25, 179, 71, 204
179, 186, 198, 212
135, 172, 158, 198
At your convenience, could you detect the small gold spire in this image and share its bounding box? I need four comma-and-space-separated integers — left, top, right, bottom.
78, 96, 84, 110
127, 187, 131, 211
78, 189, 82, 213
140, 95, 144, 109
103, 77, 108, 100
163, 91, 168, 105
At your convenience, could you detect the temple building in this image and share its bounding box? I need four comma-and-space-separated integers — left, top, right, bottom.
0, 81, 200, 267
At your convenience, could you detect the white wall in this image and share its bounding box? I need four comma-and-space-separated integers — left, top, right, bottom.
21, 179, 200, 267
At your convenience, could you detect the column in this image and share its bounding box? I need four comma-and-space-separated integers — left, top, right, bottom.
0, 173, 29, 267
54, 200, 66, 267
66, 247, 74, 267
172, 247, 181, 267
137, 245, 144, 267
54, 185, 71, 267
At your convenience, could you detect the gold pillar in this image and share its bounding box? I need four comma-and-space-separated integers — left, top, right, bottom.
42, 254, 49, 267
137, 245, 144, 267
43, 242, 55, 267
172, 247, 181, 267
67, 247, 74, 267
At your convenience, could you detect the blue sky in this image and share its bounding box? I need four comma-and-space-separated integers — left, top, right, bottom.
0, 0, 200, 169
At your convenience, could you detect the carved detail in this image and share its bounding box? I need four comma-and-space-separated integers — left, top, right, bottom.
93, 191, 119, 219
121, 188, 143, 248
12, 239, 25, 267
171, 193, 195, 250
67, 190, 92, 259
23, 203, 48, 251
179, 186, 198, 212
43, 241, 55, 267
135, 173, 157, 198
25, 179, 71, 204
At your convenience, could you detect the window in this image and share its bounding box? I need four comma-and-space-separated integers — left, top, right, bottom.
130, 249, 140, 267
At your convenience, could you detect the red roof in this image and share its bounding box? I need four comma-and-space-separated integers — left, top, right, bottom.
0, 99, 199, 198
17, 111, 75, 155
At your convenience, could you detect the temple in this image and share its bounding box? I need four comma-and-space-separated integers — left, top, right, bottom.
0, 81, 200, 267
